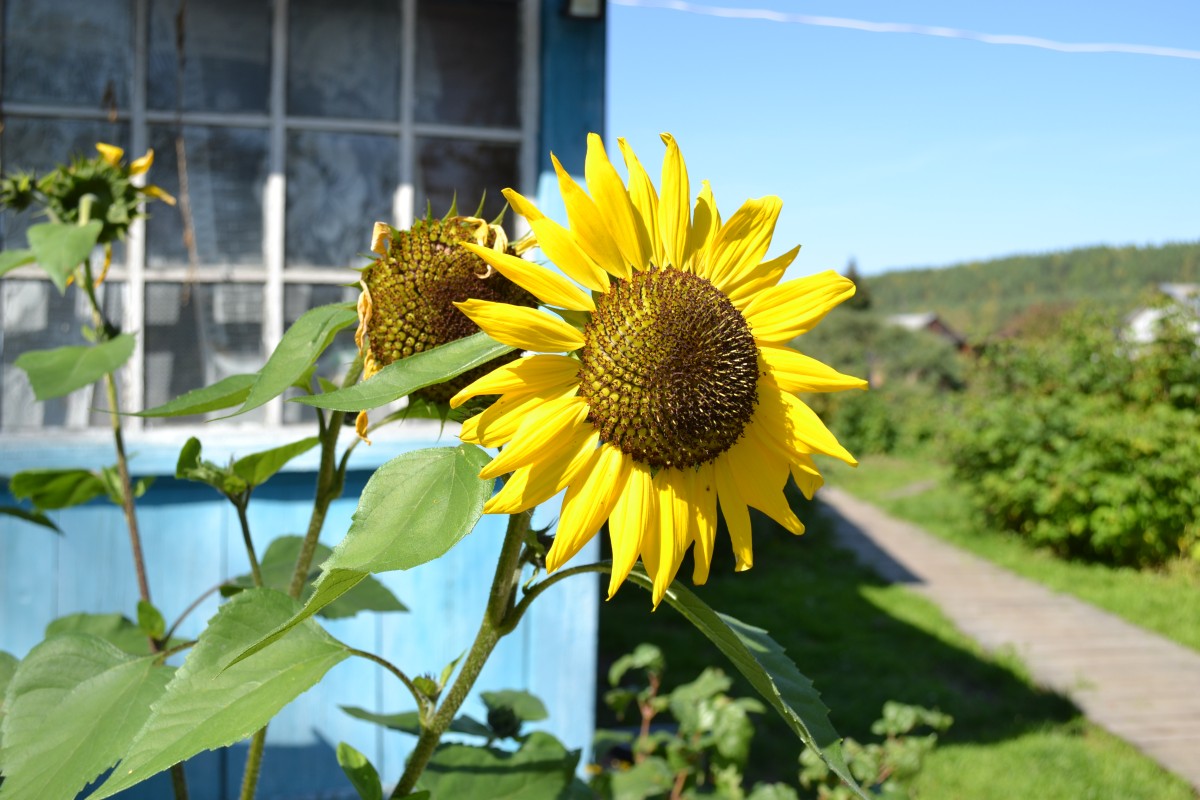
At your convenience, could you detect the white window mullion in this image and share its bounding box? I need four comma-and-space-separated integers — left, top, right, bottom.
263, 0, 290, 427
125, 0, 149, 430
396, 0, 416, 229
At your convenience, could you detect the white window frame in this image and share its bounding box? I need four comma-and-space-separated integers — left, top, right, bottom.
1, 0, 540, 431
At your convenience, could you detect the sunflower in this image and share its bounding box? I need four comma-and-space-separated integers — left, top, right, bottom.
449, 133, 866, 604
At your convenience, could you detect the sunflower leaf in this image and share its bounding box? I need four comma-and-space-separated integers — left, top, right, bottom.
293, 332, 514, 411
224, 446, 491, 668
132, 373, 256, 417
88, 589, 350, 799
623, 567, 867, 800
225, 303, 358, 418
9, 468, 107, 511
231, 436, 320, 488
14, 333, 136, 400
0, 248, 36, 278
417, 732, 580, 800
26, 220, 103, 292
0, 505, 61, 533
336, 741, 384, 800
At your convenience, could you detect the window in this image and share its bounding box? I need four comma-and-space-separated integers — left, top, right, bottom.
1, 0, 537, 431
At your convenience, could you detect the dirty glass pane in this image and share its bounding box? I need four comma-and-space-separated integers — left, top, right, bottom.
143, 283, 266, 426
145, 125, 269, 268
0, 280, 127, 431
147, 0, 271, 113
3, 0, 132, 109
415, 0, 519, 127
280, 284, 360, 424
288, 0, 400, 120
416, 138, 518, 222
286, 130, 396, 269
0, 118, 130, 255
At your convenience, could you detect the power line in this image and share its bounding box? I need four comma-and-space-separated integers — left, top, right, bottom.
612, 0, 1200, 61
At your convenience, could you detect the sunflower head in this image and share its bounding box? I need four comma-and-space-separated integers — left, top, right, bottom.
448, 133, 867, 604
354, 212, 537, 430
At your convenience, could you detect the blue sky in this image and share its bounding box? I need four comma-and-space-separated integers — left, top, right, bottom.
605, 0, 1200, 277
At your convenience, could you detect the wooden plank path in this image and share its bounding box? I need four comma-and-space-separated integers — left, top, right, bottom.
818, 487, 1200, 792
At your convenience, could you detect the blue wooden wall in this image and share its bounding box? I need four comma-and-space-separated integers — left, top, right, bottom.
1, 429, 600, 799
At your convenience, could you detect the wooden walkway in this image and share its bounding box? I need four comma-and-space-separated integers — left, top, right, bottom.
818, 487, 1200, 793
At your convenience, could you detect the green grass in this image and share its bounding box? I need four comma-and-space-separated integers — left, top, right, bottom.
596, 492, 1196, 799
824, 455, 1200, 653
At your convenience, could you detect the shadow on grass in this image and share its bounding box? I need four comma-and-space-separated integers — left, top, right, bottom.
596, 484, 1079, 783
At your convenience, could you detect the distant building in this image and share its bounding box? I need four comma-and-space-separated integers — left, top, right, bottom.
1125, 283, 1200, 345
885, 311, 970, 352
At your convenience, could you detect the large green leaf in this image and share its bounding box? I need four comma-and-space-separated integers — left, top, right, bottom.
46, 613, 153, 656
231, 436, 320, 488
14, 334, 136, 401
623, 568, 866, 800
339, 707, 493, 739
221, 535, 407, 619
336, 741, 383, 800
417, 732, 579, 800
0, 506, 60, 534
0, 249, 35, 279
88, 589, 350, 799
8, 469, 107, 511
293, 332, 514, 411
0, 651, 17, 746
481, 690, 548, 723
0, 634, 171, 800
132, 373, 255, 418
26, 220, 103, 293
228, 303, 357, 418
226, 446, 491, 667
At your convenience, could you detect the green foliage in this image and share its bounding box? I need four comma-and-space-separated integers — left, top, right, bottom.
0, 507, 58, 534
950, 309, 1200, 565
0, 634, 172, 800
44, 613, 154, 656
24, 221, 103, 293
132, 373, 256, 418
419, 732, 582, 800
337, 742, 384, 800
295, 331, 515, 411
14, 333, 135, 401
89, 589, 350, 799
799, 702, 952, 800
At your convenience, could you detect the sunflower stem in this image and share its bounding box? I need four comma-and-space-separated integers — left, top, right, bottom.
239, 728, 268, 800
390, 510, 531, 798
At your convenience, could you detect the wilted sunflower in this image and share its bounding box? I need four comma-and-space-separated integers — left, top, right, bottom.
450, 133, 867, 604
353, 211, 537, 441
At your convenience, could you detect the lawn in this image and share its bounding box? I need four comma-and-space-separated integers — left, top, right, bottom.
596, 484, 1195, 799
823, 455, 1200, 654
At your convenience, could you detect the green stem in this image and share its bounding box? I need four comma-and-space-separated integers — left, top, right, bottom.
348, 648, 425, 711
235, 498, 264, 588
239, 728, 268, 800
500, 562, 608, 635
170, 764, 191, 800
390, 511, 532, 798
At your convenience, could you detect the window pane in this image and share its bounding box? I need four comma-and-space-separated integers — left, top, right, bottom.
415, 0, 519, 127
288, 0, 400, 120
281, 284, 359, 425
145, 125, 269, 268
416, 138, 518, 222
147, 0, 270, 113
143, 283, 266, 426
286, 131, 396, 269
0, 117, 129, 256
1, 280, 126, 431
3, 0, 132, 108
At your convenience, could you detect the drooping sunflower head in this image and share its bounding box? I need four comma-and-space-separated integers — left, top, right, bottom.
353, 212, 537, 438
449, 133, 868, 604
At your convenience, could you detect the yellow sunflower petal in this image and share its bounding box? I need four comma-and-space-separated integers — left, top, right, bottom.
617, 137, 665, 268
608, 461, 654, 598
140, 184, 177, 206
450, 354, 579, 408
706, 196, 783, 291
552, 154, 629, 279
95, 142, 124, 166
549, 443, 631, 572
370, 221, 391, 255
658, 133, 691, 270
726, 245, 800, 307
743, 270, 856, 343
461, 241, 594, 312
482, 426, 597, 514
460, 383, 578, 447
479, 396, 589, 479
503, 188, 610, 291
713, 456, 753, 571
687, 180, 721, 277
650, 468, 691, 605
586, 133, 648, 271
690, 462, 719, 584
791, 455, 825, 501
455, 299, 585, 353
728, 430, 805, 536
759, 344, 868, 394
759, 379, 858, 466
129, 149, 154, 176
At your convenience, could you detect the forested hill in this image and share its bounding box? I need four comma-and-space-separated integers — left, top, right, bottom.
867, 241, 1200, 338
